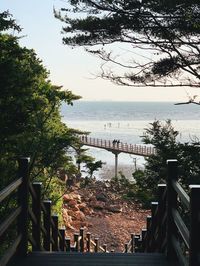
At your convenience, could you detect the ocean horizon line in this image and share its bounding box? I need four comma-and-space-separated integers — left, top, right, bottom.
76, 99, 178, 103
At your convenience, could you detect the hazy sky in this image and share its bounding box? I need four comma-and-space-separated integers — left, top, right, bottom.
1, 0, 199, 101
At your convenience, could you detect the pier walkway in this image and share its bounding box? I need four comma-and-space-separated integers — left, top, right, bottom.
80, 136, 156, 177
80, 136, 156, 157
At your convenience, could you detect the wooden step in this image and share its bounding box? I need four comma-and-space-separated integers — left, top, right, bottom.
12, 252, 179, 266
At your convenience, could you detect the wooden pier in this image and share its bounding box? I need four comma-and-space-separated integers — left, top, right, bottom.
80, 136, 156, 177
80, 136, 156, 157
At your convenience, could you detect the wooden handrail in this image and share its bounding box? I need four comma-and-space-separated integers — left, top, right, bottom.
28, 235, 37, 249
41, 201, 47, 215
171, 235, 188, 266
172, 180, 190, 209
0, 177, 22, 203
0, 157, 70, 265
0, 158, 30, 266
0, 234, 22, 266
132, 159, 200, 266
172, 208, 189, 248
29, 182, 37, 201
41, 224, 48, 238
0, 206, 22, 238
28, 207, 37, 225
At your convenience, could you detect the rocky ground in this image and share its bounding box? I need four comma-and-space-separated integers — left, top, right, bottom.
62, 180, 150, 252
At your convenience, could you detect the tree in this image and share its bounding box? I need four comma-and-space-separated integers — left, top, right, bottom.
0, 11, 81, 191
0, 11, 83, 255
139, 120, 179, 197
86, 160, 104, 178
55, 1, 200, 91
72, 140, 104, 178
133, 120, 200, 205
74, 146, 94, 174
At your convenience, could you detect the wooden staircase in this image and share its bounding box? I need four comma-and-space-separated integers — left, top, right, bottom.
12, 252, 178, 266
1, 158, 200, 266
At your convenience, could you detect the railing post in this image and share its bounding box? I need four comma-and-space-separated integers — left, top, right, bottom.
52, 215, 59, 251
189, 185, 200, 266
17, 157, 30, 257
134, 235, 140, 252
65, 237, 71, 252
124, 243, 128, 253
131, 233, 134, 253
74, 233, 79, 252
43, 200, 51, 251
166, 159, 178, 259
157, 184, 167, 252
59, 228, 65, 251
94, 238, 99, 252
141, 229, 147, 252
86, 232, 91, 252
151, 202, 158, 252
32, 182, 42, 251
80, 228, 84, 252
146, 215, 152, 252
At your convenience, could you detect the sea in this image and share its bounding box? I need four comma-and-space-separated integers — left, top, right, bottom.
61, 101, 200, 180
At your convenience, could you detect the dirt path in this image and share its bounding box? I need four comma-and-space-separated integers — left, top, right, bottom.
62, 181, 150, 252
85, 204, 149, 252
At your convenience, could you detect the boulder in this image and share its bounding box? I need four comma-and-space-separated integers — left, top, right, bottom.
89, 195, 96, 202
67, 209, 76, 217
67, 199, 77, 208
91, 201, 106, 210
96, 192, 108, 202
63, 194, 72, 203
71, 193, 81, 203
70, 210, 85, 221
78, 202, 87, 211
106, 204, 122, 213
83, 206, 93, 215
69, 204, 79, 212
62, 209, 72, 224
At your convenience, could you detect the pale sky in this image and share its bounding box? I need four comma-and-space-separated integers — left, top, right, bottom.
1, 0, 199, 102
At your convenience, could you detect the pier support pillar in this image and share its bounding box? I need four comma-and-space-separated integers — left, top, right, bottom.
115, 153, 118, 178
112, 151, 121, 178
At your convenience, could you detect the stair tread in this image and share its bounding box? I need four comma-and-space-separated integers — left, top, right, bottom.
12, 252, 179, 266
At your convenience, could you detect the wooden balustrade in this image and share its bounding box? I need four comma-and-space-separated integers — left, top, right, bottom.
125, 159, 200, 266
0, 158, 68, 266
0, 158, 30, 266
28, 181, 65, 253
123, 233, 134, 253
67, 229, 109, 253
